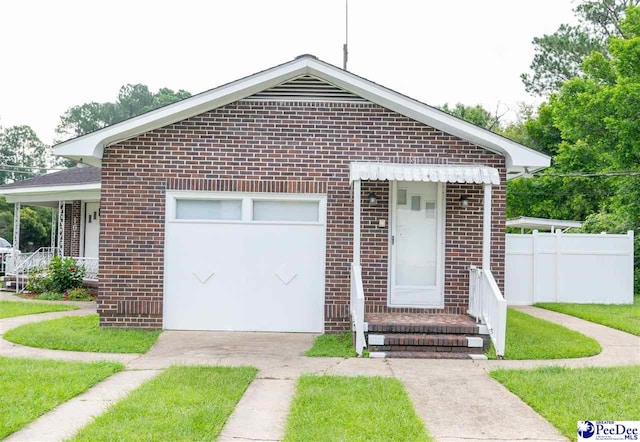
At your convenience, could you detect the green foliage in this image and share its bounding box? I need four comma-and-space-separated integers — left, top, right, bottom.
537, 294, 640, 336
0, 197, 53, 252
25, 269, 54, 294
486, 308, 601, 359
56, 84, 191, 141
285, 375, 431, 442
0, 125, 50, 185
64, 287, 94, 301
48, 256, 85, 293
305, 332, 358, 357
72, 366, 257, 441
439, 102, 501, 131
25, 257, 85, 294
491, 366, 640, 439
0, 357, 122, 439
522, 0, 638, 96
512, 7, 640, 294
4, 314, 161, 353
35, 292, 65, 301
0, 300, 77, 319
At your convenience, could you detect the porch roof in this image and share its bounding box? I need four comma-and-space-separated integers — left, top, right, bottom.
349, 162, 500, 185
0, 165, 101, 205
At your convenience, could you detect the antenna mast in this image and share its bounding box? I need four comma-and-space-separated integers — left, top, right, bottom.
343, 0, 348, 70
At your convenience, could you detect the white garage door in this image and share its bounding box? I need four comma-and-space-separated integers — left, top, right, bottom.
164, 192, 326, 332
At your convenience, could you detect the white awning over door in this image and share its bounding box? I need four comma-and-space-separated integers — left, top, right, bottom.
349, 162, 500, 185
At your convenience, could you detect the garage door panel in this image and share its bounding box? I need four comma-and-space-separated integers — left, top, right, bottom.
164, 204, 326, 332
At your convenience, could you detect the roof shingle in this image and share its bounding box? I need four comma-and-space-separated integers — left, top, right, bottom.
0, 166, 100, 190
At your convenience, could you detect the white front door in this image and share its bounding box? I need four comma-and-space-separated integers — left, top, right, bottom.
83, 202, 100, 258
390, 181, 444, 307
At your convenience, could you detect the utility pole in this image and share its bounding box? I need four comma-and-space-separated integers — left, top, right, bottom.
343, 0, 348, 70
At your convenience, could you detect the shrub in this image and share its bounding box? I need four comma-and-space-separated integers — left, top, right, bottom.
48, 257, 85, 293
25, 257, 86, 295
64, 287, 94, 301
37, 292, 65, 300
25, 270, 54, 294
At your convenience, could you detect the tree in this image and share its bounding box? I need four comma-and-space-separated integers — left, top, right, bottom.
56, 84, 191, 140
0, 125, 50, 185
438, 103, 505, 131
0, 198, 52, 251
522, 0, 639, 96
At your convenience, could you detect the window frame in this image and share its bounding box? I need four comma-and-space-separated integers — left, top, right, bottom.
167, 191, 326, 226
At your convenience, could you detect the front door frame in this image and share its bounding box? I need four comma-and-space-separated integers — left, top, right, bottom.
388, 180, 446, 308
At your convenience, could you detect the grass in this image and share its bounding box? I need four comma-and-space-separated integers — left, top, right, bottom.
491, 365, 640, 439
486, 308, 601, 359
0, 356, 123, 439
284, 375, 431, 442
72, 365, 257, 441
0, 300, 78, 318
305, 332, 358, 357
536, 294, 640, 336
4, 314, 161, 353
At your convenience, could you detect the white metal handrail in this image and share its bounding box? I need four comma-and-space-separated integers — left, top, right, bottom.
469, 266, 507, 358
350, 262, 366, 356
6, 247, 58, 276
74, 257, 98, 280
6, 247, 59, 293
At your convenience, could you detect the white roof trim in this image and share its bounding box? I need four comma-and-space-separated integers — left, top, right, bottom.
506, 216, 582, 230
54, 55, 550, 177
350, 162, 500, 185
0, 183, 100, 196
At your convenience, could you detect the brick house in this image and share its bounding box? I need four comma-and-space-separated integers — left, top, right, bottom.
0, 56, 549, 357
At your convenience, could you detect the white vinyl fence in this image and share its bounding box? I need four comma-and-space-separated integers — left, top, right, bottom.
506, 230, 634, 305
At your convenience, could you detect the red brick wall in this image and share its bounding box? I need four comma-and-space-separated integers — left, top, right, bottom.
99, 101, 506, 330
63, 201, 81, 257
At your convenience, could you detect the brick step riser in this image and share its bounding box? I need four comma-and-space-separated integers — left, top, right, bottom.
367, 334, 491, 347
367, 325, 480, 334
370, 345, 485, 354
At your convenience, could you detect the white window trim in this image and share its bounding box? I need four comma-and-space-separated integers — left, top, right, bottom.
387, 181, 446, 308
166, 191, 327, 226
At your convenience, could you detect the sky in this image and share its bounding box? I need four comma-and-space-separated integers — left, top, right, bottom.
0, 0, 578, 146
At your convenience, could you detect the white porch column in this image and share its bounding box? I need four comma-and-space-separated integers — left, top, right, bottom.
483, 183, 492, 270
13, 202, 20, 253
58, 201, 66, 255
353, 179, 361, 265
51, 208, 56, 249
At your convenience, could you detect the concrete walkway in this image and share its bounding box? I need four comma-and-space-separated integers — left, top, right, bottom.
2, 297, 638, 442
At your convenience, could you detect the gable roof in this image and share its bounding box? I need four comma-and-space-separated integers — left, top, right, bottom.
0, 165, 100, 190
54, 55, 550, 178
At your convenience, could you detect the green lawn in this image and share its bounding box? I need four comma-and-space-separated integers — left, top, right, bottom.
486, 308, 601, 359
72, 366, 257, 441
536, 294, 640, 336
285, 375, 431, 442
305, 332, 358, 357
4, 314, 160, 353
0, 300, 78, 319
0, 357, 122, 439
491, 365, 640, 439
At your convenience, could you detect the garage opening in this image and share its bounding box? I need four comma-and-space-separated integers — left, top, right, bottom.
164, 192, 326, 332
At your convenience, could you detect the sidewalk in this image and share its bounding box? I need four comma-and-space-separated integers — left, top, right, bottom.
2, 298, 638, 442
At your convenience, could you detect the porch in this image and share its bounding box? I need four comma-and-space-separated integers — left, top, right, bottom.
348, 162, 507, 358
0, 166, 102, 290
